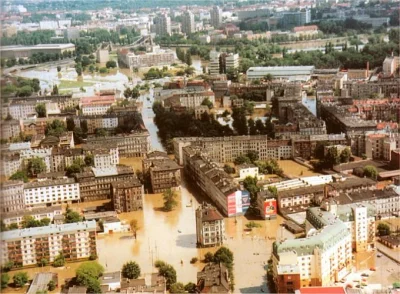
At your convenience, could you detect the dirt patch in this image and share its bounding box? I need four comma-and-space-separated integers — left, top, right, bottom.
277, 160, 321, 178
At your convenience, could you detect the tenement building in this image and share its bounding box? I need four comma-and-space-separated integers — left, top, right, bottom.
0, 181, 25, 213
173, 136, 293, 165
87, 132, 150, 157
182, 146, 240, 217
23, 178, 80, 207
111, 179, 144, 213
195, 203, 225, 247
142, 151, 181, 193
75, 165, 135, 201
2, 205, 63, 227
0, 221, 97, 267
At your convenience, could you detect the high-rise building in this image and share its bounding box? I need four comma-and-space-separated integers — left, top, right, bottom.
209, 50, 221, 75
154, 13, 171, 36
182, 10, 195, 35
196, 203, 225, 247
210, 6, 222, 28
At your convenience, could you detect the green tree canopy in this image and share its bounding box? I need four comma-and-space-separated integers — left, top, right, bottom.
155, 260, 177, 290
377, 223, 390, 236
122, 261, 141, 279
364, 165, 378, 180
13, 272, 29, 288
27, 157, 46, 176
9, 171, 28, 182
1, 273, 9, 289
170, 282, 185, 293
163, 189, 178, 212
76, 262, 104, 293
35, 103, 46, 117
65, 206, 83, 223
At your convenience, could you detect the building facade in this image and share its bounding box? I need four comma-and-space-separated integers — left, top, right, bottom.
195, 202, 225, 247
0, 181, 25, 213
182, 10, 195, 35
154, 13, 171, 36
210, 6, 222, 28
1, 221, 97, 267
111, 180, 144, 212
23, 178, 80, 207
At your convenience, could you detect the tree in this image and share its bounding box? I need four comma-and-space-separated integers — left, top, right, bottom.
47, 280, 56, 291
155, 261, 177, 290
263, 73, 273, 81
214, 247, 234, 268
66, 117, 75, 131
122, 261, 141, 279
5, 113, 13, 121
2, 261, 14, 272
340, 148, 351, 163
247, 151, 259, 163
106, 60, 117, 68
204, 252, 214, 263
325, 146, 340, 168
267, 186, 278, 197
46, 119, 66, 137
364, 165, 378, 180
38, 258, 48, 267
16, 85, 33, 97
234, 155, 251, 165
9, 171, 28, 183
1, 273, 9, 289
185, 52, 192, 66
130, 219, 140, 239
243, 176, 259, 206
184, 282, 197, 293
76, 262, 104, 294
13, 272, 28, 288
21, 215, 40, 228
377, 223, 391, 236
65, 206, 82, 223
223, 165, 235, 174
8, 223, 18, 230
95, 128, 107, 137
52, 84, 59, 95
84, 154, 94, 166
52, 252, 65, 267
35, 103, 46, 118
201, 98, 213, 109
57, 66, 61, 72
170, 282, 185, 293
27, 157, 46, 176
163, 189, 178, 212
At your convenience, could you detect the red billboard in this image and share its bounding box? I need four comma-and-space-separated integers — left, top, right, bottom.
227, 193, 236, 216
264, 199, 277, 217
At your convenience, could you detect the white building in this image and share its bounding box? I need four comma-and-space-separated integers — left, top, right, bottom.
119, 47, 175, 68
9, 102, 36, 120
154, 13, 171, 36
225, 53, 239, 70
23, 178, 80, 206
2, 205, 63, 227
100, 271, 121, 291
96, 49, 110, 63
382, 56, 400, 76
246, 66, 315, 81
237, 164, 259, 180
209, 50, 221, 75
1, 152, 22, 177
1, 221, 97, 266
1, 119, 22, 141
20, 148, 52, 173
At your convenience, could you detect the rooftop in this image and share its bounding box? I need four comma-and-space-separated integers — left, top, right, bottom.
100, 271, 121, 285
112, 179, 142, 189
2, 205, 62, 220
24, 178, 76, 189
27, 273, 58, 294
0, 43, 75, 51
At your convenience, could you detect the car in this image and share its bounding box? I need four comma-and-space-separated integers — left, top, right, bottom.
361, 273, 369, 277
377, 253, 383, 257
370, 267, 376, 271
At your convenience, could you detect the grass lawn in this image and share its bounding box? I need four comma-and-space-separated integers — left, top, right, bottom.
58, 80, 95, 89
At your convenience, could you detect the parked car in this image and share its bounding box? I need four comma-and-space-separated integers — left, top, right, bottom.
361, 273, 369, 277
370, 267, 376, 271
377, 253, 383, 257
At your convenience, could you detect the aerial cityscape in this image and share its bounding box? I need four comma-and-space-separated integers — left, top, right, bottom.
0, 0, 399, 293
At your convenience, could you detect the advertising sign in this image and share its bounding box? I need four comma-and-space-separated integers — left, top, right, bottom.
235, 190, 242, 214
227, 193, 236, 216
264, 199, 277, 218
241, 190, 250, 213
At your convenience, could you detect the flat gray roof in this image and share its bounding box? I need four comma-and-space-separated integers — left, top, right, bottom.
1, 43, 75, 51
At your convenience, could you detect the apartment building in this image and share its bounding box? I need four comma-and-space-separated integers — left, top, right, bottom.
160, 89, 215, 110
197, 263, 230, 293
195, 202, 225, 247
111, 179, 144, 212
182, 10, 195, 35
0, 181, 25, 213
8, 95, 78, 111
2, 205, 63, 227
143, 151, 182, 193
73, 115, 119, 134
343, 78, 400, 98
8, 101, 36, 119
154, 13, 171, 36
51, 147, 85, 172
87, 132, 150, 157
183, 146, 240, 217
80, 96, 116, 116
1, 119, 22, 141
210, 6, 222, 28
273, 208, 352, 292
118, 48, 175, 68
173, 136, 293, 165
75, 165, 135, 201
23, 178, 80, 207
0, 221, 97, 267
1, 151, 21, 177
383, 56, 400, 76
365, 133, 400, 161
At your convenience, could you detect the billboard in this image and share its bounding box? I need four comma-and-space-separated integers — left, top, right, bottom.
241, 190, 250, 213
263, 199, 277, 219
227, 193, 236, 216
235, 190, 242, 214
